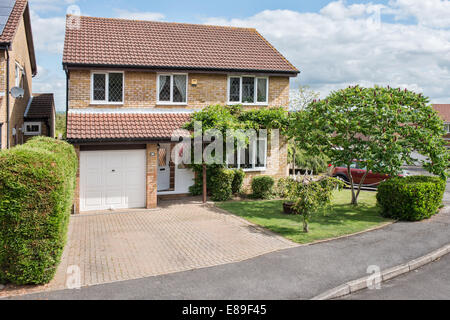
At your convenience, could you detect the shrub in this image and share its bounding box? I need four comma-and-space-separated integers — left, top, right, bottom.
231, 169, 245, 194
210, 168, 235, 201
275, 177, 296, 198
377, 176, 446, 221
288, 177, 344, 232
251, 176, 275, 199
0, 137, 77, 285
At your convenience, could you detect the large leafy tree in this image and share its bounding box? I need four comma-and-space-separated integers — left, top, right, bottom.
289, 86, 448, 205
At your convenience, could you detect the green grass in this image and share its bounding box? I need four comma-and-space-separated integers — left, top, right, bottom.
217, 190, 392, 244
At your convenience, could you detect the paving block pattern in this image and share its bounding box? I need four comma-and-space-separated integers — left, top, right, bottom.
50, 203, 295, 290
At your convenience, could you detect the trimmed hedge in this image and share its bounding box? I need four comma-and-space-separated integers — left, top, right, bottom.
251, 176, 275, 199
210, 168, 235, 201
231, 169, 245, 194
0, 137, 78, 285
377, 176, 446, 221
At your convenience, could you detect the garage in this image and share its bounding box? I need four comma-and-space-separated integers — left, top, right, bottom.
80, 149, 147, 212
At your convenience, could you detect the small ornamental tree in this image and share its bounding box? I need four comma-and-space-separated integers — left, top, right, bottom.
288, 177, 343, 233
290, 86, 449, 205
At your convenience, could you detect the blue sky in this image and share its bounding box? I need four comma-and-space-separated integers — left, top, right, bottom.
28, 0, 450, 110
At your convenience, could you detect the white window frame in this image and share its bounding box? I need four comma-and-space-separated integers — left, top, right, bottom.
235, 136, 268, 172
15, 62, 24, 88
227, 75, 269, 106
156, 73, 188, 105
24, 122, 41, 136
90, 71, 124, 105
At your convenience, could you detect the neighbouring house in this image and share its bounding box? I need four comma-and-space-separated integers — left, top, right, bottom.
63, 15, 299, 213
23, 93, 56, 142
432, 104, 450, 147
0, 0, 54, 149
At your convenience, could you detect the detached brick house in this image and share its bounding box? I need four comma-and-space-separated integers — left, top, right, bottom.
63, 15, 299, 213
0, 0, 55, 149
433, 104, 450, 147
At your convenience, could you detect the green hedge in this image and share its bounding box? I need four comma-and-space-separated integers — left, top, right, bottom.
252, 176, 275, 199
210, 168, 235, 201
0, 137, 78, 285
231, 169, 245, 194
377, 176, 446, 221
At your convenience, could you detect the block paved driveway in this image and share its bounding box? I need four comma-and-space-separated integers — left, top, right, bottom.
48, 201, 295, 291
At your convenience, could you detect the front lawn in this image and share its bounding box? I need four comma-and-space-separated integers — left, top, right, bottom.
217, 190, 392, 244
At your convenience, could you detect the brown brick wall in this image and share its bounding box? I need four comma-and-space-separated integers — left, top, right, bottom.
68, 70, 290, 109
73, 145, 81, 214
0, 16, 34, 149
146, 143, 158, 209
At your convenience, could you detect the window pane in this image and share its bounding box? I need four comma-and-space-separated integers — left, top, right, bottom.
173, 75, 187, 103
242, 77, 255, 103
93, 74, 106, 101
257, 78, 267, 103
108, 73, 123, 102
159, 75, 171, 101
229, 77, 240, 102
256, 138, 267, 168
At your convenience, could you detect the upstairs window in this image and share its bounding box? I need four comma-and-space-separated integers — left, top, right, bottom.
91, 72, 124, 104
15, 62, 24, 88
157, 74, 187, 104
228, 76, 268, 105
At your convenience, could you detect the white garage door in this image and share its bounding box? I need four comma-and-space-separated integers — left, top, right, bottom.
80, 150, 146, 212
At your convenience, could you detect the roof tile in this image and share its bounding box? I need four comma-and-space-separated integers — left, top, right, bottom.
67, 112, 191, 142
433, 104, 450, 123
25, 93, 54, 119
63, 16, 298, 74
0, 0, 27, 43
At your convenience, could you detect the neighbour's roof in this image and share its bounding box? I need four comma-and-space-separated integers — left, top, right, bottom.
25, 93, 55, 120
433, 104, 450, 123
0, 0, 37, 75
67, 112, 191, 142
63, 15, 299, 75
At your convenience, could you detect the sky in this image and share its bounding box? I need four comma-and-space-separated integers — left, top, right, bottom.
28, 0, 450, 111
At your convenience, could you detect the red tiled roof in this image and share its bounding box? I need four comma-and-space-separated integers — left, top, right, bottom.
0, 0, 37, 75
63, 16, 299, 74
433, 104, 450, 122
67, 112, 192, 142
0, 0, 26, 43
25, 93, 54, 119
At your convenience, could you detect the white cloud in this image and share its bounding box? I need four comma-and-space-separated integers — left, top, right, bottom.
203, 1, 450, 103
114, 9, 165, 21
30, 11, 66, 54
389, 0, 450, 29
29, 0, 78, 13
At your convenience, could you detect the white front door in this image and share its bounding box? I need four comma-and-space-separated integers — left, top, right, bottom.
157, 144, 171, 191
175, 164, 195, 193
80, 150, 146, 212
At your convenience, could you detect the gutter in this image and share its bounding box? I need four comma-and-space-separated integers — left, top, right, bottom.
64, 65, 69, 138
1, 44, 10, 148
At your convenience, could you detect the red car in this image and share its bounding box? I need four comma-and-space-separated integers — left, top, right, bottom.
331, 161, 408, 188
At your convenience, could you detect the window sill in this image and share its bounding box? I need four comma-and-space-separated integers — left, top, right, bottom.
243, 168, 267, 173
228, 102, 269, 106
24, 133, 41, 136
90, 101, 124, 105
156, 102, 188, 106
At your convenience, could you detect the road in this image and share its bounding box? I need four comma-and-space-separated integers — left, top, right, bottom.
342, 253, 450, 300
